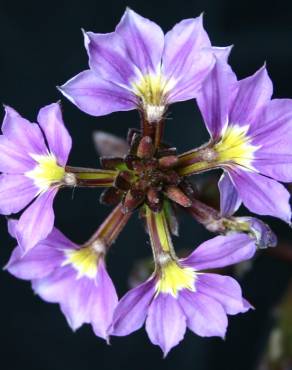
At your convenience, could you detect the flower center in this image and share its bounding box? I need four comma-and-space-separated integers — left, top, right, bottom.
26, 153, 65, 192
214, 125, 258, 170
132, 72, 175, 122
156, 259, 196, 297
100, 132, 189, 212
63, 245, 100, 279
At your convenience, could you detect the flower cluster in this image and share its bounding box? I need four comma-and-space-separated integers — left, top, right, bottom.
2, 8, 292, 355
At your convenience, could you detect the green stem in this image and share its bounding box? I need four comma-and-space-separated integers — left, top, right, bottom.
145, 205, 177, 263
65, 166, 117, 187
177, 141, 218, 176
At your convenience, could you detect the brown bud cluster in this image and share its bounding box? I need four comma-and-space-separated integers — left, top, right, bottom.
99, 131, 192, 214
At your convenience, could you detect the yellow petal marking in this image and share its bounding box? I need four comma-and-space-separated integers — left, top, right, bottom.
132, 72, 175, 121
26, 153, 65, 192
63, 246, 99, 279
214, 125, 259, 170
156, 260, 196, 297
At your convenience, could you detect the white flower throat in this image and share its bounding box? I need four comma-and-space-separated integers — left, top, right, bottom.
132, 71, 175, 122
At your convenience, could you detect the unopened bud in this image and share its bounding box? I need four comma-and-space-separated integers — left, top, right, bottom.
122, 190, 145, 213
137, 136, 154, 159
147, 188, 162, 212
114, 171, 132, 191
100, 187, 122, 205
163, 171, 180, 186
158, 155, 178, 169
147, 188, 160, 204
165, 186, 192, 207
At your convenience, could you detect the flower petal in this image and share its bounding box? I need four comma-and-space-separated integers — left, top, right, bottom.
167, 49, 215, 103
5, 237, 64, 280
0, 174, 37, 214
0, 136, 36, 173
91, 261, 118, 339
15, 188, 57, 253
2, 106, 47, 155
251, 99, 292, 182
163, 15, 211, 82
32, 265, 75, 304
243, 298, 254, 311
240, 216, 277, 249
197, 273, 250, 315
37, 103, 72, 166
183, 233, 256, 270
229, 169, 291, 222
230, 66, 273, 125
93, 131, 129, 157
116, 8, 164, 74
145, 293, 186, 357
218, 172, 241, 216
5, 224, 76, 280
111, 279, 155, 336
196, 53, 237, 139
212, 46, 233, 60
33, 266, 90, 330
7, 218, 17, 237
33, 261, 118, 339
60, 70, 136, 116
84, 29, 137, 86
179, 290, 227, 338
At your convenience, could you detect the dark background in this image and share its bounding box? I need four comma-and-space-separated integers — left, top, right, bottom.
1, 0, 292, 369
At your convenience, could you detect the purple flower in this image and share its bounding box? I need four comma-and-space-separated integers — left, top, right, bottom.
59, 8, 215, 122
178, 48, 292, 222
218, 174, 277, 249
5, 219, 118, 340
110, 233, 255, 356
0, 103, 72, 253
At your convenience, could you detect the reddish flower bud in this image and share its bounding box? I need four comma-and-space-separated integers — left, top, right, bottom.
146, 188, 163, 212
122, 189, 145, 213
100, 187, 123, 206
137, 136, 154, 159
114, 171, 132, 191
158, 155, 178, 169
164, 186, 192, 207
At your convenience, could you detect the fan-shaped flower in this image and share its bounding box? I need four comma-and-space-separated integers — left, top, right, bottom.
110, 208, 255, 355
6, 218, 119, 340
178, 49, 292, 222
59, 8, 215, 122
0, 103, 72, 252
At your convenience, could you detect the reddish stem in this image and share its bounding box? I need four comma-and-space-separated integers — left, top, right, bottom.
154, 118, 165, 149
86, 203, 131, 248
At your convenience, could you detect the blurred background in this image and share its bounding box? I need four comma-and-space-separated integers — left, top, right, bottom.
1, 0, 292, 369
